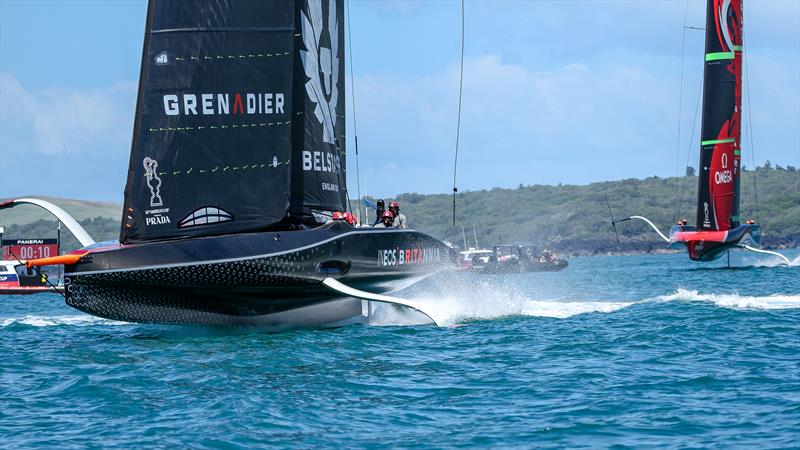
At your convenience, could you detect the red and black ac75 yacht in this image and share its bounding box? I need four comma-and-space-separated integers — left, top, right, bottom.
2, 0, 455, 326
615, 0, 788, 265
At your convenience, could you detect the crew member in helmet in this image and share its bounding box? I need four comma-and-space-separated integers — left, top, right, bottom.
375, 210, 394, 228
329, 211, 345, 223
343, 211, 358, 226
388, 201, 407, 228
373, 199, 386, 226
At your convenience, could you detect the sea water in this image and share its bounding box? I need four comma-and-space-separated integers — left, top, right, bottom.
1, 251, 798, 448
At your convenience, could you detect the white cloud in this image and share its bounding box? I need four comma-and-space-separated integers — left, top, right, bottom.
349, 43, 798, 198
351, 52, 679, 195
0, 71, 135, 156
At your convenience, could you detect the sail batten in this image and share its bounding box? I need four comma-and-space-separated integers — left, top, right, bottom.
695, 0, 743, 232
151, 27, 295, 34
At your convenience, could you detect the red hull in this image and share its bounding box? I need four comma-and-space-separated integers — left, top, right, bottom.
0, 286, 63, 295
669, 223, 761, 261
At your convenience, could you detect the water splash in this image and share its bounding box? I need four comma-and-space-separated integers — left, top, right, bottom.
369, 278, 634, 326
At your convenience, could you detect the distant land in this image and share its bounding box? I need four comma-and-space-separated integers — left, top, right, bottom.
0, 196, 120, 225
1, 165, 797, 256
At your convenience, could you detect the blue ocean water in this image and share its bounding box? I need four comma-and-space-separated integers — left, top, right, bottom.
2, 251, 799, 448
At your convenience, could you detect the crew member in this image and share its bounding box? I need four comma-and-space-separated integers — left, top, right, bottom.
388, 201, 407, 228
328, 211, 345, 223
373, 199, 386, 226
375, 210, 394, 228
343, 212, 358, 226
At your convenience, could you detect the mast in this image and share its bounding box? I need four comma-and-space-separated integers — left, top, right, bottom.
696, 0, 743, 231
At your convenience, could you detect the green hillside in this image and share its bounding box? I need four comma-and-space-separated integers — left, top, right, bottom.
0, 196, 119, 225
1, 165, 797, 255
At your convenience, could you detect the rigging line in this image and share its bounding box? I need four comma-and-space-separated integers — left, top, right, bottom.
451, 0, 465, 227
742, 37, 759, 224
675, 78, 704, 223
672, 0, 691, 223
341, 160, 353, 215
346, 0, 363, 222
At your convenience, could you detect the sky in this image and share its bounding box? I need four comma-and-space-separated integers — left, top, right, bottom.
1, 0, 798, 203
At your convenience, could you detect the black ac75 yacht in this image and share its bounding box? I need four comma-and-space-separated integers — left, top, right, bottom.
4, 0, 455, 326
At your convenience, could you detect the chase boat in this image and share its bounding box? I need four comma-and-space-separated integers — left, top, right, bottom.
2, 0, 454, 326
473, 245, 568, 274
0, 260, 62, 295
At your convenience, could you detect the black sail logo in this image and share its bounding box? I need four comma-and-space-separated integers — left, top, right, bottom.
162, 93, 285, 116
143, 157, 169, 226
154, 51, 169, 66
143, 157, 163, 207
301, 0, 339, 145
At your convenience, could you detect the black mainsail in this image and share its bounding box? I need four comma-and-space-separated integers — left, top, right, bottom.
121, 0, 347, 244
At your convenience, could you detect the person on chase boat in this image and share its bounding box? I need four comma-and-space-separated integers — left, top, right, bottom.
373, 199, 386, 226
389, 201, 407, 229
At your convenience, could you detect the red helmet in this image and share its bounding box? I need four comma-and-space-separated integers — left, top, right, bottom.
343, 212, 357, 225
331, 211, 344, 221
382, 210, 393, 219
390, 201, 399, 208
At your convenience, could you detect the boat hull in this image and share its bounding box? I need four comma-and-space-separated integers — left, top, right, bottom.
64, 223, 454, 326
670, 223, 761, 262
0, 286, 64, 295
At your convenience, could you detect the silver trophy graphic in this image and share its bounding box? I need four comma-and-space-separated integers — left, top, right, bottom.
143, 157, 163, 207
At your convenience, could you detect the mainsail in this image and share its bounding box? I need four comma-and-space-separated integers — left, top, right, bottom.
121, 0, 346, 244
696, 0, 743, 231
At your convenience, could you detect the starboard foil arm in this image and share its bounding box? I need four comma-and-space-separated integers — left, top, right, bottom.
0, 198, 95, 247
743, 245, 791, 265
615, 216, 671, 243
322, 278, 442, 326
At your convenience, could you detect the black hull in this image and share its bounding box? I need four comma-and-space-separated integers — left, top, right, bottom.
64, 223, 455, 326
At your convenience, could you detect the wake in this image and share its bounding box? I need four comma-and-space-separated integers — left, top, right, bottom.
742, 253, 800, 268
3, 289, 796, 329
1, 315, 127, 328
656, 288, 800, 310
